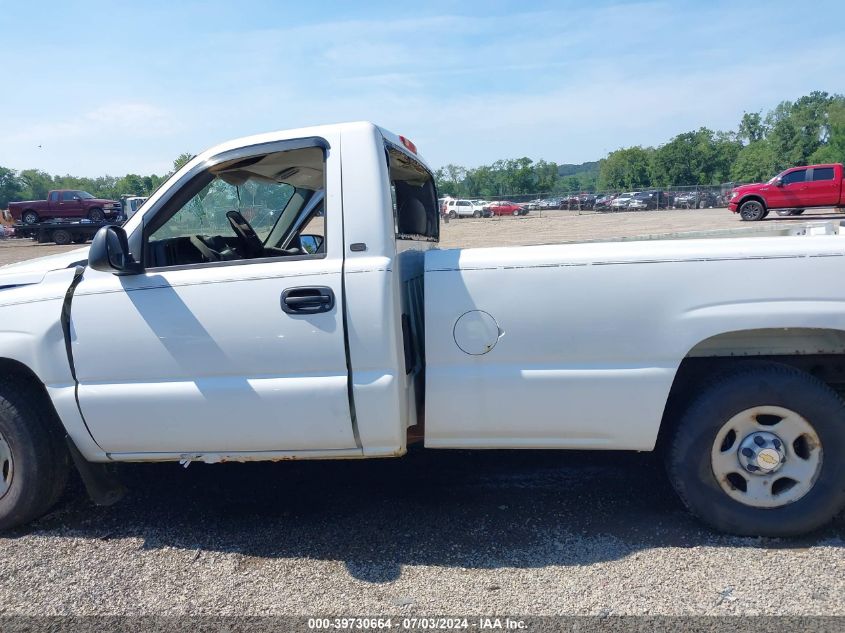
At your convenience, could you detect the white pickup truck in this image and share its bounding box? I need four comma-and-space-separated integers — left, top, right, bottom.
0, 122, 844, 536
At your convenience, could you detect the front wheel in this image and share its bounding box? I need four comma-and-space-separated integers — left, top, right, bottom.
666, 362, 845, 536
512, 209, 520, 216
0, 381, 70, 531
473, 211, 481, 218
738, 200, 766, 221
87, 208, 105, 223
448, 211, 457, 219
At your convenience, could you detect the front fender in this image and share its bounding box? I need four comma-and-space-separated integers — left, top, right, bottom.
0, 268, 106, 460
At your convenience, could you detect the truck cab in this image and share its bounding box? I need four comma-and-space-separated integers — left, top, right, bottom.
69, 122, 436, 458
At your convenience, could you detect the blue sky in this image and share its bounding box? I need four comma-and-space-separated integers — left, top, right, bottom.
1, 0, 843, 176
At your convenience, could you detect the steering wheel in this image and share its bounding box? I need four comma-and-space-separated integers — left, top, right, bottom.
226, 210, 264, 258
190, 235, 222, 262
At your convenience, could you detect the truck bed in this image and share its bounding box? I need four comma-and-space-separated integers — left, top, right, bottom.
423, 222, 845, 451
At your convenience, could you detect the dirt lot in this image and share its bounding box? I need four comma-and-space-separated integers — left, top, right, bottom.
438, 206, 845, 249
0, 207, 843, 617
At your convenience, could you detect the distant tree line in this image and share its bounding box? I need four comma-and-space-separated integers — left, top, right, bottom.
0, 153, 194, 210
436, 91, 845, 198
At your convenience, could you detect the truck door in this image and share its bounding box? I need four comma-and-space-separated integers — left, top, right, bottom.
805, 167, 839, 207
770, 168, 807, 208
69, 139, 359, 455
59, 190, 83, 217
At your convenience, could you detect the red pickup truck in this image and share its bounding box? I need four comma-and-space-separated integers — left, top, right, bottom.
730, 163, 845, 221
8, 190, 122, 225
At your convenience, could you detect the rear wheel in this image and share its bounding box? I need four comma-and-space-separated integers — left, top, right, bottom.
72, 236, 87, 244
21, 211, 39, 225
87, 208, 105, 223
0, 380, 70, 531
52, 229, 72, 246
666, 362, 845, 536
739, 200, 766, 221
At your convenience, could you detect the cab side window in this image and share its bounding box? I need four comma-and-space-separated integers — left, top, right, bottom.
144, 146, 327, 268
782, 170, 806, 185
812, 167, 835, 181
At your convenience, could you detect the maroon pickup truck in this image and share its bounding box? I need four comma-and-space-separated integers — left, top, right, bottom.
729, 163, 845, 221
8, 190, 122, 225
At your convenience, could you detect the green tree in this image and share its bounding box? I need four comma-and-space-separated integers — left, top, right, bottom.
533, 159, 559, 193
738, 112, 766, 144
0, 167, 23, 209
809, 100, 845, 164
173, 153, 194, 173
18, 169, 54, 200
730, 140, 777, 183
598, 146, 653, 190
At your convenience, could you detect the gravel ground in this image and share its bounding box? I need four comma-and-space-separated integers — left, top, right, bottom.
1, 452, 843, 616
0, 206, 843, 616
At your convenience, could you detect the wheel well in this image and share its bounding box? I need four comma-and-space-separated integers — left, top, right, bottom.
738, 195, 766, 210
656, 328, 845, 451
0, 358, 66, 438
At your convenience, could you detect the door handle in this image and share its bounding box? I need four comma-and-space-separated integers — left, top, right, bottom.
281, 286, 335, 314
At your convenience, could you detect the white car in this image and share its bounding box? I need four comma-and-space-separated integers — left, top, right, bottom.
610, 192, 636, 209
442, 198, 485, 218
0, 121, 844, 537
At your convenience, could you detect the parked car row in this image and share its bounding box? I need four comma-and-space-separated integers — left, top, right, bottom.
439, 198, 529, 218
438, 190, 730, 217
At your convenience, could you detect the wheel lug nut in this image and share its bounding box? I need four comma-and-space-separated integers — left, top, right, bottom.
772, 439, 781, 449
741, 447, 754, 457
746, 464, 758, 472
754, 436, 766, 447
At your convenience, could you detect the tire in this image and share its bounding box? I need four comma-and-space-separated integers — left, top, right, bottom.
666, 362, 845, 537
0, 378, 71, 531
473, 211, 482, 218
21, 211, 39, 225
448, 211, 457, 219
52, 230, 72, 246
87, 208, 105, 223
776, 209, 805, 217
512, 209, 520, 216
738, 199, 766, 221
72, 237, 87, 244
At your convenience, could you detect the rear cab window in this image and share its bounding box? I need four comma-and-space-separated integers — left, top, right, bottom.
387, 145, 439, 242
812, 167, 835, 181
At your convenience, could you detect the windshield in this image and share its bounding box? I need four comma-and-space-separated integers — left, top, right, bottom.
77, 191, 95, 199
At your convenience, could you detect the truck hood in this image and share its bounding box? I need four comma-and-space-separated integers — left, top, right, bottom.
0, 247, 88, 288
734, 182, 766, 193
